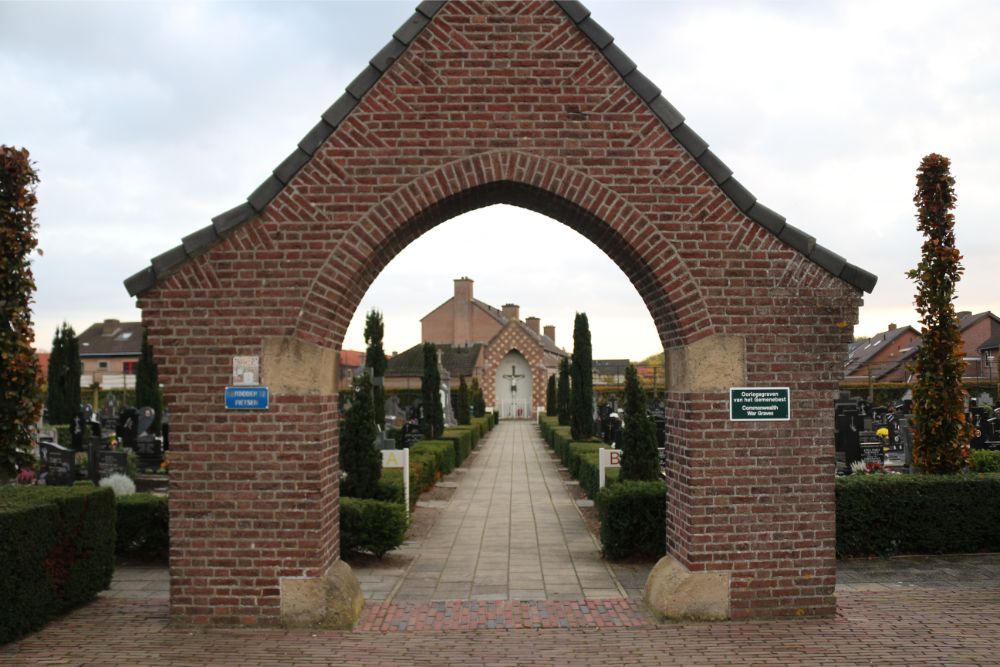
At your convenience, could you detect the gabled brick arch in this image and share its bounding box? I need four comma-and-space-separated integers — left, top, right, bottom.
291, 151, 712, 353
482, 325, 549, 411
127, 0, 874, 628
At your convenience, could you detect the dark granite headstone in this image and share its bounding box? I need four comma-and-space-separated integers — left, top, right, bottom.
134, 434, 162, 472
859, 431, 885, 467
71, 413, 85, 451
136, 406, 155, 436
97, 450, 128, 479
117, 408, 138, 448
39, 442, 75, 486
834, 408, 863, 472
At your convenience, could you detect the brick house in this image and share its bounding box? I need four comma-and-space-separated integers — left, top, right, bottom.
386, 277, 566, 417
78, 319, 143, 389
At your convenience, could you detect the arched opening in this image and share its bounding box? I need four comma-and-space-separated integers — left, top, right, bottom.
494, 349, 532, 419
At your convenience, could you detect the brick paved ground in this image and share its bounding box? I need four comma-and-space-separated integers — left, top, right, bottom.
4, 585, 999, 665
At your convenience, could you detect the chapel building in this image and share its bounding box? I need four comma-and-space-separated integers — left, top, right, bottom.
385, 277, 566, 418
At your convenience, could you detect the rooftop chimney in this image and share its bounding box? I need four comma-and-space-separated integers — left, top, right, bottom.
501, 303, 520, 321
543, 325, 555, 344
888, 323, 897, 331
958, 311, 972, 320
101, 319, 121, 334
525, 316, 540, 334
454, 276, 473, 302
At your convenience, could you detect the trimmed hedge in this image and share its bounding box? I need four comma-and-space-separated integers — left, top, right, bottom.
970, 450, 1000, 472
115, 493, 168, 560
0, 485, 116, 644
835, 473, 1000, 557
340, 497, 408, 558
411, 440, 456, 476
441, 428, 473, 465
597, 480, 667, 560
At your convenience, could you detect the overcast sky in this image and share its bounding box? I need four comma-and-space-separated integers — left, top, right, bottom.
4, 0, 998, 360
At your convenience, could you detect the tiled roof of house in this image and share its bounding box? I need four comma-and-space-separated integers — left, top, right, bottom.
124, 0, 877, 299
843, 325, 917, 377
340, 349, 366, 368
980, 332, 1000, 352
77, 320, 143, 358
385, 343, 482, 378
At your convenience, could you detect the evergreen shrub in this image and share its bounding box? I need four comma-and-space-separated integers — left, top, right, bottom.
441, 428, 473, 464
410, 440, 456, 476
115, 493, 168, 560
340, 497, 408, 558
969, 450, 1000, 473
0, 485, 115, 644
597, 480, 667, 560
835, 474, 1000, 557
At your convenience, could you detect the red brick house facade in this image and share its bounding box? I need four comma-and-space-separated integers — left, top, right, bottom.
126, 0, 873, 627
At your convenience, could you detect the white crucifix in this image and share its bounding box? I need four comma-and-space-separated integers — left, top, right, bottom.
503, 364, 525, 396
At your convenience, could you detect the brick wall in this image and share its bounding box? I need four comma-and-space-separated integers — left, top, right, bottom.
137, 0, 863, 624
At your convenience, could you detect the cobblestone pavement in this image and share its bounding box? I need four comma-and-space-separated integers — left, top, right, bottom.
4, 585, 999, 665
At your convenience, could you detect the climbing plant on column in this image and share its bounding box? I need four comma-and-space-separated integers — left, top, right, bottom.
906, 153, 972, 473
0, 146, 42, 479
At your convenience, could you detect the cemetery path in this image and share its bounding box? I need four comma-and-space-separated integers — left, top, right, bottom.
388, 419, 624, 602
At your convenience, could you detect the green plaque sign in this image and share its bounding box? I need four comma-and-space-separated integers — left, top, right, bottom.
729, 387, 790, 421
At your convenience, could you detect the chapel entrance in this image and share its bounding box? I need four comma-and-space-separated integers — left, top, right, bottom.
126, 0, 875, 628
495, 350, 533, 419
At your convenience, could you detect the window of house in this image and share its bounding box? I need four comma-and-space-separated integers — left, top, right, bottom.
98, 361, 108, 369
123, 361, 137, 375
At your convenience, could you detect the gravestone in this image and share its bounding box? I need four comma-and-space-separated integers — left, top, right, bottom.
137, 406, 156, 436
37, 427, 58, 444
858, 430, 884, 467
117, 408, 139, 448
970, 407, 989, 450
39, 442, 75, 486
834, 404, 863, 473
71, 412, 85, 451
375, 429, 396, 451
98, 450, 128, 478
135, 434, 163, 472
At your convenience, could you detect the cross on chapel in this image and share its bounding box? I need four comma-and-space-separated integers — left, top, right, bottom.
502, 364, 525, 395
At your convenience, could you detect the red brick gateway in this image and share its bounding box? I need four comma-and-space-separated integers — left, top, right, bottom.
125, 0, 876, 627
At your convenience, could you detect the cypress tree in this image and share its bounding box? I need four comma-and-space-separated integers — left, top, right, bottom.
557, 356, 571, 426
339, 373, 381, 498
135, 328, 163, 433
364, 309, 387, 430
0, 146, 42, 478
456, 375, 470, 425
907, 154, 972, 473
421, 343, 444, 438
619, 364, 659, 480
545, 374, 556, 416
470, 376, 486, 418
570, 312, 594, 440
46, 322, 80, 424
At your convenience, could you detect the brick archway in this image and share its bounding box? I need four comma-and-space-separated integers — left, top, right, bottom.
128, 0, 873, 627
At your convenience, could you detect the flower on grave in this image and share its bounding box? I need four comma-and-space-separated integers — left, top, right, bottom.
865, 461, 884, 474
16, 468, 35, 485
876, 427, 889, 440
99, 473, 136, 496
850, 460, 868, 475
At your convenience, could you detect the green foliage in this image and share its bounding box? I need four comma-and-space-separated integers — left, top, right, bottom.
470, 415, 491, 437
620, 364, 659, 481
0, 146, 42, 480
0, 485, 115, 644
340, 374, 382, 499
134, 329, 163, 434
115, 493, 168, 560
46, 322, 81, 425
557, 356, 571, 427
456, 375, 470, 425
570, 312, 594, 440
597, 480, 667, 560
340, 497, 408, 558
364, 309, 387, 430
421, 343, 444, 439
545, 374, 556, 416
835, 473, 1000, 557
969, 450, 1000, 473
470, 377, 486, 418
906, 154, 972, 473
441, 427, 474, 464
410, 440, 456, 476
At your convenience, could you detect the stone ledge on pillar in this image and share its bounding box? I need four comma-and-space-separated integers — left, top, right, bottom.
666, 334, 746, 392
280, 560, 364, 629
643, 555, 730, 621
262, 336, 339, 395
